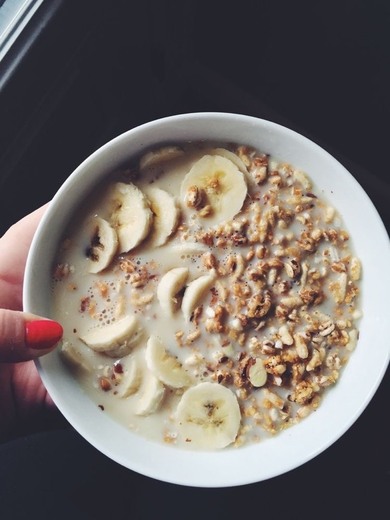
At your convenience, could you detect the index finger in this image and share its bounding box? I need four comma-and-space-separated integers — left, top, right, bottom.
0, 203, 49, 310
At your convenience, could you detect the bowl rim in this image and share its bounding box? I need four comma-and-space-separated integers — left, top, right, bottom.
24, 112, 390, 487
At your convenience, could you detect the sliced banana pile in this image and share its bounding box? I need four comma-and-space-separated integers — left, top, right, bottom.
83, 148, 250, 272
72, 146, 252, 448
113, 335, 192, 416
107, 180, 181, 253
83, 181, 180, 270
77, 304, 242, 447
109, 355, 166, 417
111, 344, 242, 448
156, 267, 217, 321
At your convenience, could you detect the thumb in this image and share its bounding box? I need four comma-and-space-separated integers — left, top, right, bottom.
0, 309, 63, 363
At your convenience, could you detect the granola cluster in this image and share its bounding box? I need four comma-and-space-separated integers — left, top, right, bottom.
165, 145, 361, 443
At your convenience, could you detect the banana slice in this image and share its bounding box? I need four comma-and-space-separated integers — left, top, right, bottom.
176, 382, 241, 450
60, 341, 91, 372
85, 217, 118, 273
109, 182, 153, 253
157, 267, 189, 316
79, 314, 142, 358
145, 335, 192, 388
180, 154, 248, 227
117, 356, 142, 397
207, 148, 258, 190
206, 148, 248, 174
135, 369, 166, 416
144, 187, 180, 247
181, 271, 216, 321
139, 146, 184, 170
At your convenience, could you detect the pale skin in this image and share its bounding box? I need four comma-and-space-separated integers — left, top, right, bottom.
0, 204, 64, 440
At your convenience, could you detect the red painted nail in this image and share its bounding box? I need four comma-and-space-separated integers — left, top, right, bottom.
25, 320, 63, 350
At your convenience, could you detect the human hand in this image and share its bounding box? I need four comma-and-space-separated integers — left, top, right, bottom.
0, 205, 64, 440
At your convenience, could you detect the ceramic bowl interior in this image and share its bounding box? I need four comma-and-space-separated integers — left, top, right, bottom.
24, 112, 390, 487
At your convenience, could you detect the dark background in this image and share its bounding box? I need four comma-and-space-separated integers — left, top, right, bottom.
0, 1, 389, 518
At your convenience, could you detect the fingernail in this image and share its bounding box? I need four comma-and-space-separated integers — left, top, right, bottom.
25, 320, 63, 350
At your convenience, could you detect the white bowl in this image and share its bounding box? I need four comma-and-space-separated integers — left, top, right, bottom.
23, 112, 390, 487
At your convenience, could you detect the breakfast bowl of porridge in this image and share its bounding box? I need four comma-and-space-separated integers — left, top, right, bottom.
23, 112, 390, 487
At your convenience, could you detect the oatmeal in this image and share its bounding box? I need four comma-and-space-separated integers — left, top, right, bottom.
52, 142, 362, 450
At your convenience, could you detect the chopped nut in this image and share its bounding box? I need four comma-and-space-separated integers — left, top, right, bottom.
247, 358, 267, 387
119, 259, 136, 273
284, 258, 301, 279
251, 153, 269, 184
247, 291, 272, 319
289, 380, 317, 405
294, 333, 309, 359
186, 185, 206, 209
202, 252, 217, 270
264, 355, 286, 376
205, 305, 225, 333
53, 263, 73, 280
350, 257, 361, 281
306, 348, 322, 371
293, 169, 312, 190
198, 204, 213, 217
329, 272, 348, 303
319, 320, 335, 337
346, 328, 358, 351
324, 206, 335, 223
186, 329, 201, 343
99, 377, 112, 392
280, 295, 303, 309
278, 324, 294, 346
